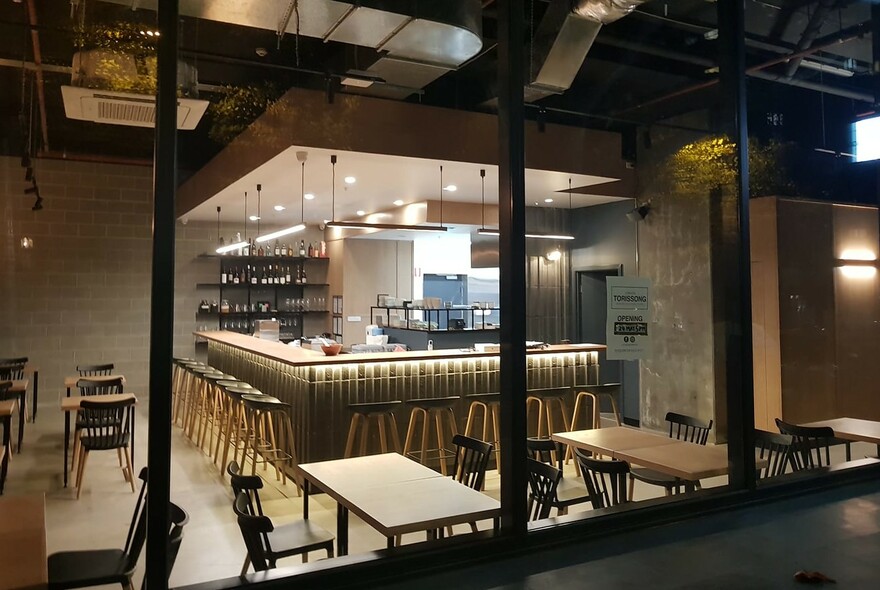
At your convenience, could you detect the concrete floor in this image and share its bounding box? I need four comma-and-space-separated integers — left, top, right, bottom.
3, 395, 877, 589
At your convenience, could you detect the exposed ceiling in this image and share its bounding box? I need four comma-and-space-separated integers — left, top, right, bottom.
183, 145, 624, 224
0, 0, 876, 176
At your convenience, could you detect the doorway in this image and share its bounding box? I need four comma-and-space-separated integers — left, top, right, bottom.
574, 266, 640, 425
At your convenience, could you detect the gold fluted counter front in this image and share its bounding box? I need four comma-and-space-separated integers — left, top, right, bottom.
197, 331, 604, 462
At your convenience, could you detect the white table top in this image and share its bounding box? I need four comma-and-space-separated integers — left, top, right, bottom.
802, 417, 880, 444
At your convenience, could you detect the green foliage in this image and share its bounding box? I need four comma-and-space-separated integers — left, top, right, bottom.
74, 21, 158, 55
207, 84, 285, 145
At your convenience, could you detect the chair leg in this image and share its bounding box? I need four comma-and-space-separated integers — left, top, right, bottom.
628, 474, 635, 502
344, 414, 361, 458
76, 449, 90, 499
123, 447, 135, 492
389, 413, 402, 454
435, 411, 447, 476
240, 555, 250, 576
377, 414, 388, 453
359, 415, 370, 457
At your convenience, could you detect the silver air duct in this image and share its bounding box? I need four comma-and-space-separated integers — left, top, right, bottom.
571, 0, 649, 24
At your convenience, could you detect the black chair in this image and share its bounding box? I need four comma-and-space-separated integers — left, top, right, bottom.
77, 377, 125, 396
451, 434, 493, 491
527, 458, 562, 521
77, 364, 115, 377
0, 363, 25, 381
227, 461, 334, 574
775, 418, 834, 470
49, 467, 149, 590
629, 412, 713, 499
755, 429, 796, 480
575, 449, 630, 509
526, 437, 590, 514
140, 503, 189, 590
75, 398, 136, 499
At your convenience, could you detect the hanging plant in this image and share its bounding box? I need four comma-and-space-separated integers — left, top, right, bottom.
72, 21, 158, 94
207, 83, 284, 145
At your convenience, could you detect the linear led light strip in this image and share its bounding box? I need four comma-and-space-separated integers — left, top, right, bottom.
256, 151, 309, 243
476, 228, 575, 240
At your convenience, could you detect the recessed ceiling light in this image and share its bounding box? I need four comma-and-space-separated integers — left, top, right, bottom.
444, 185, 457, 192
344, 176, 356, 185
393, 200, 404, 206
356, 210, 366, 216
544, 198, 554, 203
249, 215, 260, 221
273, 205, 285, 211
304, 193, 315, 200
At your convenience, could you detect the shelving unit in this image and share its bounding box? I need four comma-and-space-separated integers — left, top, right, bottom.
196, 253, 330, 342
370, 305, 499, 332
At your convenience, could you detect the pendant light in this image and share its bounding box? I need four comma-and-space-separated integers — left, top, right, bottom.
326, 156, 448, 232
481, 175, 575, 240
215, 206, 223, 248
216, 192, 249, 253
256, 152, 307, 243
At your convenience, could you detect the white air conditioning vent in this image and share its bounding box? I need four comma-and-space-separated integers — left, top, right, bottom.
61, 86, 209, 130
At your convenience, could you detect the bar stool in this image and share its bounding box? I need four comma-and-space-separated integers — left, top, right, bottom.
463, 393, 501, 468
344, 401, 403, 458
186, 366, 223, 444
214, 381, 254, 471
402, 396, 460, 475
241, 394, 300, 493
199, 372, 237, 454
177, 361, 206, 431
571, 383, 622, 430
526, 387, 572, 439
171, 358, 196, 425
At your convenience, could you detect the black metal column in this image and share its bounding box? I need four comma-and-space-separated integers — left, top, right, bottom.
873, 3, 880, 107
718, 0, 755, 489
497, 0, 528, 536
146, 1, 178, 588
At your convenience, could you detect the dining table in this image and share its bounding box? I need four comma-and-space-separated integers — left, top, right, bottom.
801, 417, 880, 460
295, 453, 500, 555
0, 494, 47, 590
61, 393, 137, 488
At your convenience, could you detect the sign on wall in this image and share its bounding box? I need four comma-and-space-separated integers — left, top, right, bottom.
606, 276, 652, 360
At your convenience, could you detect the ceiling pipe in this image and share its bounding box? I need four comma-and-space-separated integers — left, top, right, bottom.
612, 22, 873, 115
784, 0, 841, 78
24, 0, 49, 151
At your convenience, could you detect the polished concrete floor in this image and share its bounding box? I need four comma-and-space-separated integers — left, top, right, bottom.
3, 394, 878, 589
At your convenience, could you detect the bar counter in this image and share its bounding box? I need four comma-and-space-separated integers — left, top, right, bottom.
197, 331, 605, 462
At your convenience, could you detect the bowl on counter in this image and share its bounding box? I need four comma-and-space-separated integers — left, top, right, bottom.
321, 343, 343, 356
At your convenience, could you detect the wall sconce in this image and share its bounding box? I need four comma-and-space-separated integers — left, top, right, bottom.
546, 248, 562, 262
835, 254, 878, 279
20, 237, 34, 249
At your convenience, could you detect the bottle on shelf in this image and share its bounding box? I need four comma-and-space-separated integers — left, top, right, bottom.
299, 240, 306, 257
278, 264, 286, 285
320, 240, 327, 257
285, 265, 292, 284
221, 268, 227, 284
301, 267, 308, 284
258, 243, 264, 257
250, 265, 258, 285
232, 267, 240, 285
274, 240, 280, 256
261, 267, 268, 285
307, 242, 314, 258
281, 242, 287, 257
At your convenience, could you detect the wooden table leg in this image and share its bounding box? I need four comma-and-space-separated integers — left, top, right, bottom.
31, 372, 39, 422
63, 411, 70, 487
337, 503, 349, 556
302, 480, 310, 519
16, 392, 25, 452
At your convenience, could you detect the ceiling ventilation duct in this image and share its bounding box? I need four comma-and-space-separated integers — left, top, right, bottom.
96, 0, 483, 100
525, 0, 650, 102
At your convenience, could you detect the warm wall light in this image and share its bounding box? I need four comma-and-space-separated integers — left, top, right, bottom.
836, 250, 878, 279
20, 237, 33, 249
840, 265, 877, 279
546, 248, 562, 262
839, 249, 876, 261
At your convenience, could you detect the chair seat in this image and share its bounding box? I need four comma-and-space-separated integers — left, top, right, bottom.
80, 432, 130, 451
242, 394, 287, 410
268, 520, 336, 559
554, 477, 591, 508
630, 466, 682, 487
526, 388, 568, 401
48, 549, 131, 589
467, 393, 501, 405
349, 400, 402, 415
406, 396, 459, 410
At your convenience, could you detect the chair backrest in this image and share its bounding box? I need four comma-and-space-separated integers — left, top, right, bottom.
0, 381, 12, 402
574, 448, 630, 509
77, 363, 115, 376
0, 363, 25, 381
755, 429, 796, 479
77, 377, 124, 396
666, 412, 713, 445
451, 434, 493, 490
141, 502, 189, 590
80, 398, 134, 450
122, 467, 149, 575
233, 492, 275, 572
0, 357, 28, 365
526, 458, 562, 521
526, 437, 564, 471
775, 418, 834, 469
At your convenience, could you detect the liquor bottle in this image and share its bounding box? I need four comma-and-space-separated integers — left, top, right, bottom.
274, 241, 280, 257
258, 244, 264, 257
279, 265, 286, 285
301, 267, 307, 284
281, 242, 287, 257
307, 242, 314, 258
221, 267, 227, 284
295, 265, 302, 285
285, 265, 292, 284
320, 241, 326, 257
232, 267, 240, 285
261, 267, 268, 285
273, 265, 279, 285
250, 265, 258, 285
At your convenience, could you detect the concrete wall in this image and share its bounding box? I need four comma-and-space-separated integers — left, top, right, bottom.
0, 156, 153, 395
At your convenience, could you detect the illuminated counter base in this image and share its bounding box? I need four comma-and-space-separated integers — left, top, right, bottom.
200, 331, 602, 462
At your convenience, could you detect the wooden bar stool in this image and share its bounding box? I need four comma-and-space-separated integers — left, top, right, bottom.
177, 362, 206, 431
463, 393, 501, 468
526, 387, 572, 439
241, 394, 300, 493
171, 358, 196, 425
214, 381, 254, 471
402, 396, 460, 475
572, 383, 622, 430
199, 372, 236, 455
344, 401, 403, 458
186, 366, 223, 444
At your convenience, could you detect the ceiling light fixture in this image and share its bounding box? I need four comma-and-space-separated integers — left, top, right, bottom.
255, 151, 308, 243
249, 215, 260, 221
479, 168, 487, 232
326, 156, 447, 233
477, 176, 574, 240
393, 199, 404, 206
356, 210, 366, 216
544, 198, 554, 203
304, 193, 315, 200
274, 205, 285, 211
344, 176, 356, 185
444, 184, 457, 192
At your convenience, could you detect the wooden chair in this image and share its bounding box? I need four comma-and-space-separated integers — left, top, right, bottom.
755, 429, 796, 480
526, 437, 590, 514
775, 418, 834, 470
629, 411, 713, 499
140, 503, 189, 590
72, 377, 125, 473
49, 467, 149, 589
451, 434, 493, 491
75, 398, 136, 499
76, 364, 115, 377
575, 449, 630, 509
228, 462, 334, 574
527, 458, 562, 521
1, 363, 27, 451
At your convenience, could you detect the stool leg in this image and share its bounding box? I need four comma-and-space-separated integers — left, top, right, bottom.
434, 410, 447, 476
464, 403, 478, 437
377, 415, 388, 453
402, 408, 419, 459
491, 404, 501, 472
265, 413, 281, 481
389, 413, 402, 454
359, 415, 370, 457
558, 399, 571, 432
419, 409, 430, 467
344, 414, 361, 459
